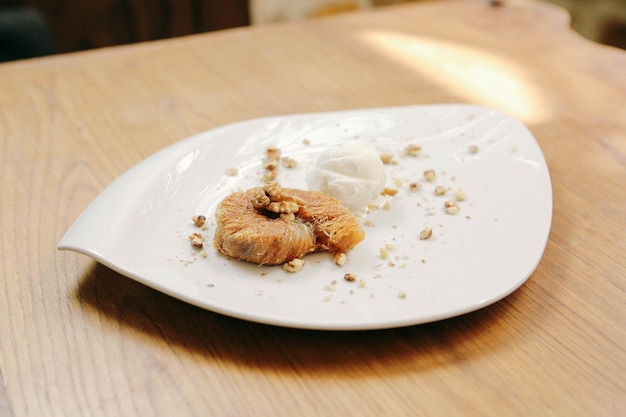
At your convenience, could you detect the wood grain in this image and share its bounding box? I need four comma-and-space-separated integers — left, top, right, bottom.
0, 0, 624, 416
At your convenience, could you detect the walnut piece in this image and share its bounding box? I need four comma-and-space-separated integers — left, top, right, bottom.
252, 182, 306, 215
444, 200, 460, 214
283, 258, 305, 272
419, 227, 433, 240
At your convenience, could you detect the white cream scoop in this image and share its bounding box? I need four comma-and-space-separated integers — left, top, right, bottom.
306, 143, 386, 211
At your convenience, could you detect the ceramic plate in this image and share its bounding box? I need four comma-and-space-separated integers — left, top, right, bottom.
58, 104, 552, 330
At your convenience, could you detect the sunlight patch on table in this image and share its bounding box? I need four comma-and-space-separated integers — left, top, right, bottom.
359, 30, 548, 125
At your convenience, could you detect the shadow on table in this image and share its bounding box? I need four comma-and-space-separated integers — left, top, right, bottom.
74, 262, 526, 375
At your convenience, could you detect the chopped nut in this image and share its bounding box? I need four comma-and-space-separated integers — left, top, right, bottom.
264, 182, 283, 199
266, 146, 281, 160
251, 189, 271, 209
409, 182, 422, 192
424, 169, 436, 182
281, 156, 298, 168
444, 200, 460, 214
419, 227, 433, 240
380, 152, 397, 165
404, 144, 421, 156
334, 252, 347, 266
434, 185, 448, 196
189, 233, 204, 249
455, 188, 467, 201
225, 166, 239, 176
262, 159, 279, 171
382, 187, 399, 196
283, 258, 305, 273
344, 273, 357, 282
267, 200, 300, 214
468, 144, 479, 154
379, 247, 390, 259
398, 290, 407, 299
262, 170, 278, 182
191, 215, 206, 227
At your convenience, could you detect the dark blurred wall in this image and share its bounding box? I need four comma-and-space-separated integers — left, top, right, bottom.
1, 0, 249, 54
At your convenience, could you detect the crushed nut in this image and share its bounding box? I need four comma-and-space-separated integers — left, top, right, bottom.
283, 258, 305, 272
266, 146, 281, 160
398, 290, 407, 299
262, 170, 278, 182
344, 273, 357, 282
191, 215, 206, 227
444, 200, 460, 214
334, 252, 347, 266
382, 187, 399, 196
404, 144, 421, 156
225, 166, 239, 176
455, 188, 467, 201
262, 159, 279, 171
380, 152, 397, 165
424, 169, 436, 182
419, 227, 433, 240
468, 144, 479, 154
189, 233, 204, 249
409, 182, 422, 192
281, 156, 298, 168
434, 185, 448, 196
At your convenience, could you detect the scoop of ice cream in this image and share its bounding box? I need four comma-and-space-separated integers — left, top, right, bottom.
306, 143, 386, 210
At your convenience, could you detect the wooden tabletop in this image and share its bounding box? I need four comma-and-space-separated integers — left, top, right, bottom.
1, 0, 624, 416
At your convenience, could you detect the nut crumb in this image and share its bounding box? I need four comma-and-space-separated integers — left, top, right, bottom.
382, 187, 399, 196
380, 152, 397, 165
455, 188, 467, 201
191, 215, 206, 227
444, 200, 460, 214
189, 233, 204, 249
424, 169, 436, 182
419, 227, 433, 240
283, 258, 305, 272
409, 182, 421, 192
266, 146, 281, 160
468, 144, 479, 154
334, 252, 347, 266
398, 290, 407, 299
225, 166, 239, 176
281, 156, 298, 168
404, 144, 421, 156
434, 185, 448, 196
344, 273, 357, 282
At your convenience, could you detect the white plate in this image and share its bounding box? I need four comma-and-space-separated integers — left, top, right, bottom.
58, 104, 552, 330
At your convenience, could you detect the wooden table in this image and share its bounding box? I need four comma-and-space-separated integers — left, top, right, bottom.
1, 0, 624, 415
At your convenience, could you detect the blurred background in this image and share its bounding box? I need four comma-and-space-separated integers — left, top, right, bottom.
0, 0, 625, 62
